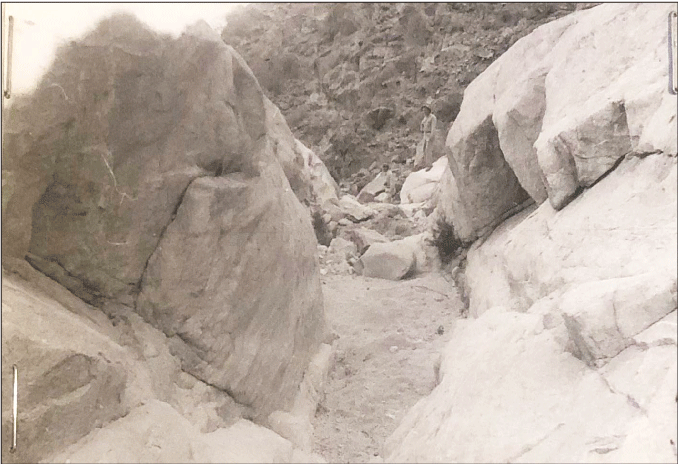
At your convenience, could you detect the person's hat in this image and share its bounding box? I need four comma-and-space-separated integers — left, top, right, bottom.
422, 97, 434, 110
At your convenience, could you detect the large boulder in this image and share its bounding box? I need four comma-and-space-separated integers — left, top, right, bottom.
492, 70, 549, 203
399, 156, 448, 204
445, 114, 531, 241
360, 241, 416, 280
135, 170, 326, 417
342, 226, 389, 255
1, 16, 327, 419
436, 3, 677, 241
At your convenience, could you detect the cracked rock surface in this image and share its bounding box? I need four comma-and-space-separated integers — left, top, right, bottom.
434, 3, 677, 241
2, 14, 328, 425
386, 4, 677, 463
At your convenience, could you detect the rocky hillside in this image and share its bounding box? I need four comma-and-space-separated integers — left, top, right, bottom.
221, 3, 595, 193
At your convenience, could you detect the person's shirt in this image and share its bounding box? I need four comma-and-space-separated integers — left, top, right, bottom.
420, 113, 437, 134
386, 170, 396, 192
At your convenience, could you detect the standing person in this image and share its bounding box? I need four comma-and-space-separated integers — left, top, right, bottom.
383, 163, 396, 203
417, 97, 437, 171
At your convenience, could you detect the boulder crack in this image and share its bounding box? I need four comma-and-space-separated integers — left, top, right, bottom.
597, 371, 648, 416
134, 175, 204, 297
506, 422, 565, 462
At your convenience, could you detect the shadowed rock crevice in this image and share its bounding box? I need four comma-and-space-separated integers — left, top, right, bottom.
445, 115, 531, 242
133, 175, 201, 298
25, 252, 105, 306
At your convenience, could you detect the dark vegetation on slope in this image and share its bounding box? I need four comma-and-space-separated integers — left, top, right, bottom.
222, 3, 597, 193
430, 217, 463, 264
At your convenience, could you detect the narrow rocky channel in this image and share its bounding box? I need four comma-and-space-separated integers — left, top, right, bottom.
311, 273, 464, 463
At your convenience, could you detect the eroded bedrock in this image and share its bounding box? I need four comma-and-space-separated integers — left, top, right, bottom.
387, 153, 677, 463
435, 3, 677, 242
388, 3, 677, 462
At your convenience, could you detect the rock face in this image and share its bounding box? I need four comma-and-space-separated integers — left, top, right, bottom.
388, 154, 677, 463
464, 152, 677, 340
47, 400, 325, 464
399, 156, 447, 204
386, 4, 677, 463
384, 307, 677, 463
2, 260, 329, 464
1, 267, 129, 464
436, 3, 677, 241
264, 96, 340, 207
2, 15, 327, 419
360, 241, 416, 281
357, 172, 388, 203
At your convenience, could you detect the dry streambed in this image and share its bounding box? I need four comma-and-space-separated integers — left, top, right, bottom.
312, 272, 463, 463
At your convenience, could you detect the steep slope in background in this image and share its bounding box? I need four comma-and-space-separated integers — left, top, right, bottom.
222, 3, 596, 194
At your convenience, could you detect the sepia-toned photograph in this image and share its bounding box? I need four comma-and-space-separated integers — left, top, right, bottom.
1, 2, 676, 463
